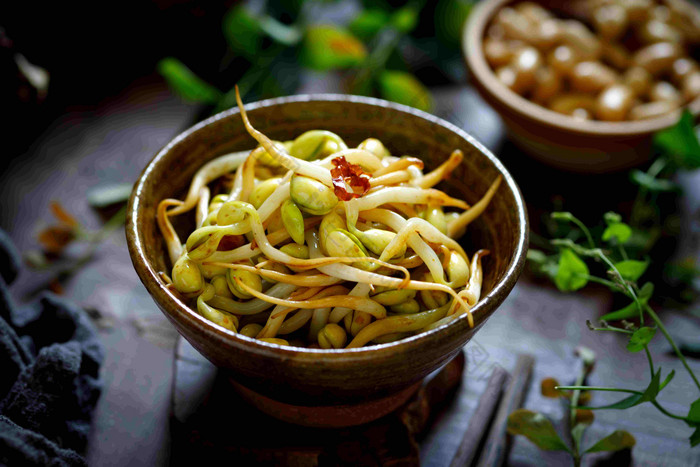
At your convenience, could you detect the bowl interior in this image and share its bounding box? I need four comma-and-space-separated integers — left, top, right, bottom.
127, 95, 528, 403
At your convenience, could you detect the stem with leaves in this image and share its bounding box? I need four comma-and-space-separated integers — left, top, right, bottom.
529, 109, 700, 447
530, 208, 700, 447
508, 348, 636, 465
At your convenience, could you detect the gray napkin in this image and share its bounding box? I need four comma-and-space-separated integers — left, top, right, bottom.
0, 229, 104, 467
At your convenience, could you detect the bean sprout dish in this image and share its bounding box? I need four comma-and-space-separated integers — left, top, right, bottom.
157, 89, 502, 349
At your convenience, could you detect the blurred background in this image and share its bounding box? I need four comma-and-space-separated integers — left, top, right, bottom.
2, 0, 700, 465
2, 0, 475, 169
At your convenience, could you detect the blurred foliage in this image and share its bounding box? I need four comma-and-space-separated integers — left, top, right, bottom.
25, 188, 130, 296
300, 25, 367, 70
531, 111, 700, 306
158, 0, 475, 113
157, 58, 222, 104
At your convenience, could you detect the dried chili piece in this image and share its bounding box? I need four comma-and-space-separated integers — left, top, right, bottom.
38, 201, 80, 254
330, 156, 371, 201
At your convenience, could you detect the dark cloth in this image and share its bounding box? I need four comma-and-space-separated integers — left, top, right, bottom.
0, 231, 104, 467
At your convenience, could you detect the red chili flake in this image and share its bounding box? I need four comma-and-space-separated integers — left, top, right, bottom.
48, 278, 64, 295
38, 226, 75, 254
38, 201, 80, 254
330, 156, 371, 201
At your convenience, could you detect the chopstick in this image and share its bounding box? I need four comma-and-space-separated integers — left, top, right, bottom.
476, 354, 535, 467
449, 366, 508, 467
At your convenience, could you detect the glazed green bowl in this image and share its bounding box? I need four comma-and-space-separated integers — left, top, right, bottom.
126, 95, 528, 427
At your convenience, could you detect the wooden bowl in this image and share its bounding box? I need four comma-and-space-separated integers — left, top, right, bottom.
463, 0, 700, 172
126, 95, 528, 427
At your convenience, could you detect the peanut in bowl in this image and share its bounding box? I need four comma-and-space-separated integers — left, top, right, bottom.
464, 0, 700, 172
125, 95, 528, 426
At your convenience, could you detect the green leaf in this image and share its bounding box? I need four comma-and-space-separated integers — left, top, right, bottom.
554, 249, 589, 292
585, 430, 636, 453
691, 427, 700, 447
583, 369, 661, 411
506, 409, 571, 452
660, 370, 675, 391
630, 170, 681, 192
600, 282, 653, 321
223, 5, 262, 58
157, 58, 222, 104
390, 5, 419, 33
602, 222, 632, 244
527, 250, 558, 279
688, 398, 700, 425
583, 393, 643, 410
259, 15, 302, 45
640, 368, 662, 402
599, 302, 639, 322
604, 212, 622, 225
626, 327, 656, 352
612, 260, 649, 281
87, 183, 133, 208
377, 70, 432, 111
654, 110, 700, 169
349, 9, 389, 40
300, 25, 367, 71
550, 211, 576, 222
637, 282, 655, 302
527, 249, 547, 264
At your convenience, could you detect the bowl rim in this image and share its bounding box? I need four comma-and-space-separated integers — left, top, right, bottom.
463, 0, 700, 136
126, 93, 529, 361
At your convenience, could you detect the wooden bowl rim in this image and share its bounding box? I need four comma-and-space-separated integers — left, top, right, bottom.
126, 94, 529, 362
463, 0, 700, 136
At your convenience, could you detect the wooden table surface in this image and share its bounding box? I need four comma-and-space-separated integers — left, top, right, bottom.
2, 74, 700, 466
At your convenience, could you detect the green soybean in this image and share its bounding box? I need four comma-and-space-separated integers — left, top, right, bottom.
172, 255, 205, 297
290, 175, 337, 215
318, 323, 348, 349
249, 178, 282, 209
371, 288, 417, 306
227, 267, 263, 299
291, 130, 347, 160
425, 205, 447, 235
390, 299, 421, 314
281, 199, 305, 245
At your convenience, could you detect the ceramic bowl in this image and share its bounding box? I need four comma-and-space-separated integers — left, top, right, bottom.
126, 95, 528, 427
463, 0, 700, 172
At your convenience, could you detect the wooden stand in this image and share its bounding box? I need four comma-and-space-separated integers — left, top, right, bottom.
171, 338, 466, 466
